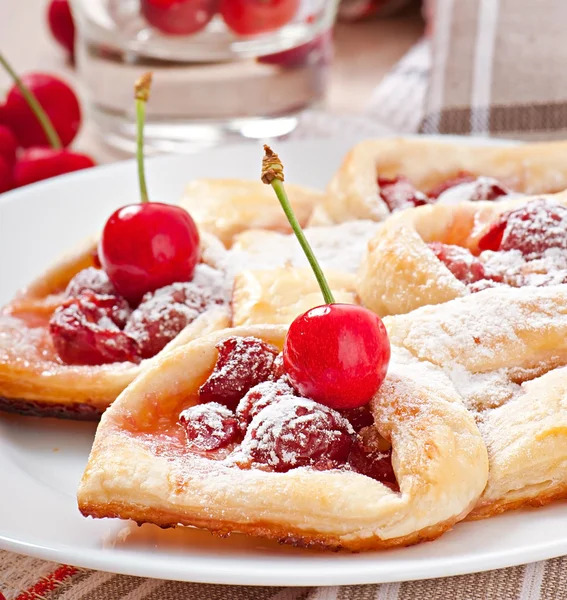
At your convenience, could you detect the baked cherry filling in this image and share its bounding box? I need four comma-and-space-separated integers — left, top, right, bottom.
180, 403, 238, 451
430, 199, 567, 290
179, 335, 398, 485
199, 337, 279, 409
378, 171, 510, 213
49, 266, 223, 365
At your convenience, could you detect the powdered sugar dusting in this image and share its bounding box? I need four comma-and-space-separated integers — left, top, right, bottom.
232, 397, 354, 472
225, 220, 380, 277
435, 177, 515, 205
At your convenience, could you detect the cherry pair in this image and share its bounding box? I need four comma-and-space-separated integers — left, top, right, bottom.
0, 55, 95, 193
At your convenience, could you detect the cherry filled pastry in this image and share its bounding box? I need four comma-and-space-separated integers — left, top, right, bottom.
77, 324, 488, 551
357, 193, 567, 316
311, 137, 567, 225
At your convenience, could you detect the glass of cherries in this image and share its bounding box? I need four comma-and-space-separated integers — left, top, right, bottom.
69, 0, 338, 152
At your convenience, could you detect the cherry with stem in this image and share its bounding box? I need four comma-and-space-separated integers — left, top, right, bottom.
261, 145, 391, 410
0, 53, 94, 189
98, 72, 201, 305
0, 53, 62, 149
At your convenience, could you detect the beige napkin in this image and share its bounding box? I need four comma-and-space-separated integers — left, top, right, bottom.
419, 0, 567, 140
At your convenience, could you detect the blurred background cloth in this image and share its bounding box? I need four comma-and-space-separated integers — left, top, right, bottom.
370, 0, 567, 140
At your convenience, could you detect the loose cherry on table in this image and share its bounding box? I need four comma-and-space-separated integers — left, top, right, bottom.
261, 145, 391, 410
98, 73, 201, 304
220, 0, 299, 36
14, 147, 95, 188
2, 72, 81, 149
0, 125, 18, 166
0, 156, 13, 194
141, 0, 219, 35
47, 0, 76, 59
0, 53, 95, 191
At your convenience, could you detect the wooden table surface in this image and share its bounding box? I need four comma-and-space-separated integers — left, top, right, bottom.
0, 2, 424, 162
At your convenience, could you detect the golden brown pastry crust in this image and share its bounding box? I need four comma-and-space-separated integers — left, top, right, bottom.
78, 325, 488, 551
0, 234, 231, 418
180, 179, 324, 247
384, 285, 567, 520
356, 191, 567, 317
316, 138, 567, 225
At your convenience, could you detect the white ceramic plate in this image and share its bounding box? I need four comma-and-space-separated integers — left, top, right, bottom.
3, 135, 564, 587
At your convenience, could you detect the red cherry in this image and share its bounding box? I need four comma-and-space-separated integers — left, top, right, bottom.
428, 242, 488, 285
426, 171, 476, 199
99, 203, 200, 304
141, 0, 219, 35
179, 403, 239, 451
258, 30, 333, 68
4, 73, 81, 148
378, 175, 431, 212
47, 0, 76, 58
14, 147, 95, 187
283, 304, 391, 410
478, 199, 567, 257
220, 0, 299, 36
0, 125, 17, 166
0, 156, 14, 194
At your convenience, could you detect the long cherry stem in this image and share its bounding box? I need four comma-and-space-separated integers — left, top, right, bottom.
0, 53, 62, 149
261, 145, 335, 305
134, 72, 152, 204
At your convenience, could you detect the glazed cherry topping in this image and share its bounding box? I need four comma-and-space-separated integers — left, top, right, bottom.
220, 0, 299, 36
235, 379, 296, 433
426, 171, 477, 199
179, 403, 238, 451
239, 398, 354, 472
339, 405, 375, 433
98, 74, 201, 304
50, 292, 139, 365
378, 176, 431, 212
3, 73, 81, 148
284, 304, 391, 410
47, 0, 76, 58
349, 428, 397, 490
65, 267, 117, 298
428, 242, 489, 285
13, 147, 95, 187
271, 352, 286, 381
125, 282, 211, 359
141, 0, 219, 35
199, 336, 279, 410
477, 199, 567, 257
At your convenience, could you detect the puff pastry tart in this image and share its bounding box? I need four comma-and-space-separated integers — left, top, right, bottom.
313, 138, 567, 225
78, 325, 488, 551
357, 192, 567, 316
0, 233, 231, 419
384, 284, 567, 519
0, 217, 380, 418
